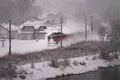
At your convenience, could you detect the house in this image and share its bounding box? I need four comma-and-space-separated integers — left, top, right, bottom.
19, 21, 47, 40
20, 26, 35, 40
0, 25, 9, 39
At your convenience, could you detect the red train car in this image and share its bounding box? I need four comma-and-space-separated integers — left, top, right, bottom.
48, 32, 67, 44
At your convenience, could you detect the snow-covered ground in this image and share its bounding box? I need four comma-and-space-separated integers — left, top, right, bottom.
0, 39, 49, 57
0, 20, 99, 57
0, 20, 117, 80
14, 54, 120, 80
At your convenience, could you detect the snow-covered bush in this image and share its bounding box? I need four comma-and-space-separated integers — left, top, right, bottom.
49, 59, 59, 68
85, 57, 89, 61
99, 44, 111, 60
91, 56, 98, 60
17, 67, 28, 80
72, 60, 79, 66
49, 59, 70, 68
60, 66, 65, 71
79, 61, 86, 66
31, 63, 35, 69
100, 50, 109, 59
59, 59, 70, 68
0, 63, 17, 78
98, 41, 111, 60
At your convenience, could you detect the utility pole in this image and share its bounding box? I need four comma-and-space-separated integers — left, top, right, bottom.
84, 14, 87, 40
90, 15, 94, 32
60, 16, 63, 48
23, 0, 25, 22
9, 20, 12, 55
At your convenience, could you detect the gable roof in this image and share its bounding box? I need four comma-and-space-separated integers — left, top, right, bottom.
1, 23, 19, 31
0, 25, 8, 32
22, 26, 34, 29
20, 20, 46, 29
38, 26, 47, 30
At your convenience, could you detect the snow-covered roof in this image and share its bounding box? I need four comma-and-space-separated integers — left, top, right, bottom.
20, 20, 46, 29
20, 32, 34, 34
38, 31, 47, 34
0, 25, 8, 31
1, 23, 19, 30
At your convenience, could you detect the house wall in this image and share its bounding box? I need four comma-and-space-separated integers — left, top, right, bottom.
36, 33, 46, 39
20, 33, 34, 40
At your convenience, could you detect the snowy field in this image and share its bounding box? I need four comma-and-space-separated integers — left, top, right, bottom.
11, 54, 120, 80
0, 21, 100, 57
0, 39, 49, 56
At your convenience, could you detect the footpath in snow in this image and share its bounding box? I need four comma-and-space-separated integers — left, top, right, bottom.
15, 54, 120, 80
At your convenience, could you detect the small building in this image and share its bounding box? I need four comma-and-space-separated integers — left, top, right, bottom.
35, 26, 47, 39
38, 26, 47, 31
20, 26, 35, 40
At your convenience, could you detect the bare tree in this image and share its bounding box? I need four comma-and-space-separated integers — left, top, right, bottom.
97, 26, 106, 41
107, 19, 120, 59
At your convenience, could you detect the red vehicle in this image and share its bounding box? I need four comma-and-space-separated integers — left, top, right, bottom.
48, 32, 67, 44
